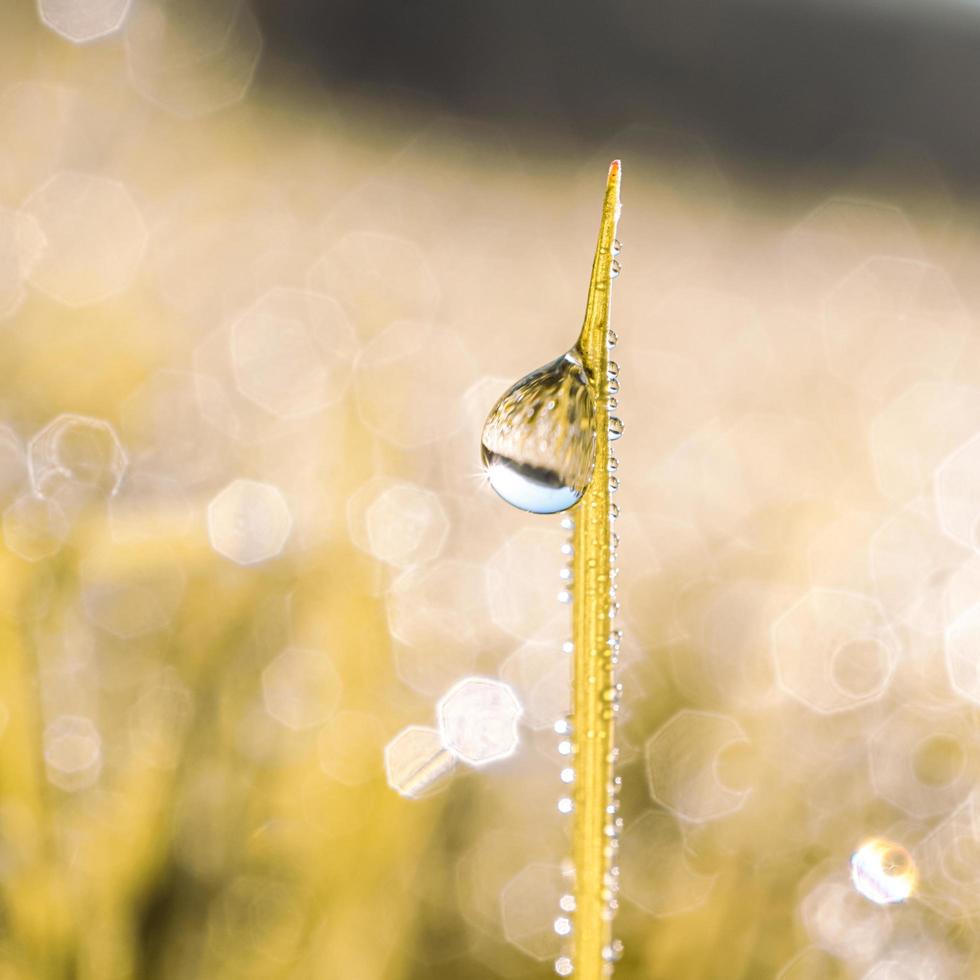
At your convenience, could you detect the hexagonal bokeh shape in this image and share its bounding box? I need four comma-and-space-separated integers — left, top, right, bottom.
207, 478, 292, 565
22, 172, 147, 306
261, 647, 341, 731
386, 559, 492, 695
79, 545, 185, 638
499, 861, 566, 961
485, 526, 568, 641
354, 319, 476, 449
0, 207, 44, 319
934, 431, 980, 552
38, 0, 132, 43
869, 500, 967, 637
364, 482, 449, 568
644, 709, 750, 823
870, 381, 980, 503
620, 809, 717, 917
308, 231, 440, 339
914, 794, 980, 920
771, 589, 899, 714
800, 874, 892, 963
3, 493, 68, 561
499, 630, 570, 731
384, 724, 454, 798
945, 601, 980, 705
229, 288, 357, 419
43, 715, 102, 791
822, 257, 969, 401
782, 197, 921, 307
125, 0, 264, 119
869, 704, 975, 819
29, 414, 128, 506
437, 677, 522, 767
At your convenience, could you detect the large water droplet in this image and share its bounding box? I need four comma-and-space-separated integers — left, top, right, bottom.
481, 348, 597, 514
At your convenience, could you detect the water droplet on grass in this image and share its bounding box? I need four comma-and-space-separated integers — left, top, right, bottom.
482, 348, 597, 514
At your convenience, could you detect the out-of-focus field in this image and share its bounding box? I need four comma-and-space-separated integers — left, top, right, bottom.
1, 3, 979, 979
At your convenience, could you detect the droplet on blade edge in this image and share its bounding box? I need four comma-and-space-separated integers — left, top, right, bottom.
481, 348, 597, 514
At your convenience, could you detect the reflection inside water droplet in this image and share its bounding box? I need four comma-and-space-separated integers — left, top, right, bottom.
481, 348, 597, 514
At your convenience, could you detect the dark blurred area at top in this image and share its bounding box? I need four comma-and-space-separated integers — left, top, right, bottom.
253, 0, 980, 195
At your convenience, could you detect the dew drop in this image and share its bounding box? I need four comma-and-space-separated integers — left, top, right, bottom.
557, 796, 574, 814
607, 396, 618, 411
607, 329, 618, 349
608, 455, 619, 471
607, 377, 620, 394
612, 239, 622, 256
610, 259, 622, 279
608, 417, 624, 441
607, 361, 620, 379
482, 349, 597, 514
555, 956, 574, 976
609, 475, 620, 492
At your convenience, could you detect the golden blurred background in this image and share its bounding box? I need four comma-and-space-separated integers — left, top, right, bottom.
1, 1, 980, 978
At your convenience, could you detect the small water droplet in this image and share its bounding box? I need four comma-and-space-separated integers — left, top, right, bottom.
607, 377, 620, 394
607, 329, 618, 349
559, 893, 576, 912
557, 796, 574, 814
608, 417, 624, 441
558, 739, 573, 756
559, 516, 574, 531
607, 396, 618, 411
610, 503, 620, 519
612, 238, 622, 256
562, 640, 574, 655
609, 475, 620, 492
603, 940, 624, 962
555, 956, 574, 976
554, 916, 572, 936
482, 348, 597, 514
607, 361, 620, 379
610, 258, 622, 279
559, 567, 572, 582
560, 767, 575, 783
560, 542, 574, 556
557, 589, 572, 604
608, 455, 619, 471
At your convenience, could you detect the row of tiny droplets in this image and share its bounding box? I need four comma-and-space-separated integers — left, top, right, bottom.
553, 241, 626, 977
